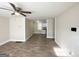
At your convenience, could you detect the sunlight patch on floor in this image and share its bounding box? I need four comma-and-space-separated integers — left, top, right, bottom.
53, 47, 68, 57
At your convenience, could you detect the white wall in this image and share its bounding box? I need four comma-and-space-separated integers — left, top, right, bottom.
25, 19, 34, 40
47, 19, 54, 38
9, 16, 25, 42
56, 4, 79, 56
0, 16, 9, 45
34, 20, 46, 34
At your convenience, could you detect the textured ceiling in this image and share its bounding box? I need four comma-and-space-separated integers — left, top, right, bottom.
0, 2, 78, 20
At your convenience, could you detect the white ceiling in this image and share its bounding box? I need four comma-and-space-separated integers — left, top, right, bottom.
0, 2, 78, 20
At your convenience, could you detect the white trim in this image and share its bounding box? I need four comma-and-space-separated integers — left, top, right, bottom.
9, 34, 33, 42
47, 36, 53, 38
0, 40, 9, 46
34, 32, 45, 34
9, 39, 26, 42
26, 34, 33, 41
55, 39, 72, 57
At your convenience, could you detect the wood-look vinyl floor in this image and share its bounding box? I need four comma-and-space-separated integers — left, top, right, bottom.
0, 34, 59, 57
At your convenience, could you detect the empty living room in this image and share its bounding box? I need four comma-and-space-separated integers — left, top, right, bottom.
0, 0, 79, 58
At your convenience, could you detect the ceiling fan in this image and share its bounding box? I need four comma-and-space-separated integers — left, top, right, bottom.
0, 2, 32, 17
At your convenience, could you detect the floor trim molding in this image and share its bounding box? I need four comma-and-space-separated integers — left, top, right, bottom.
0, 40, 9, 46
55, 39, 72, 57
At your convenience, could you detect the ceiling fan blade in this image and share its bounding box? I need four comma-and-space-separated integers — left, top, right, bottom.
0, 7, 13, 11
21, 11, 32, 14
20, 13, 26, 17
9, 2, 17, 11
11, 13, 15, 15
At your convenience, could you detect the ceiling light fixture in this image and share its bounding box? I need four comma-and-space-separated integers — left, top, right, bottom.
15, 12, 20, 16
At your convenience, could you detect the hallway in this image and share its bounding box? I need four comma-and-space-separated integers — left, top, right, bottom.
0, 34, 59, 57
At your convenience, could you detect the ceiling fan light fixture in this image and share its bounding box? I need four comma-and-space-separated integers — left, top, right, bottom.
9, 2, 31, 17
15, 12, 20, 16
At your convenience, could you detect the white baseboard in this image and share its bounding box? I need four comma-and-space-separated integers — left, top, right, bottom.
34, 32, 45, 34
9, 39, 26, 42
47, 36, 53, 38
26, 34, 33, 41
55, 39, 72, 57
0, 40, 9, 46
9, 34, 33, 42
9, 39, 25, 42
